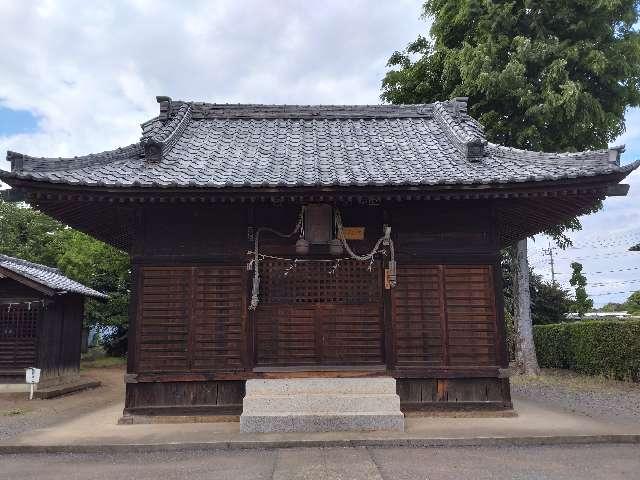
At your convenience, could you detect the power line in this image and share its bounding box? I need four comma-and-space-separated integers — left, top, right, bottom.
548, 251, 640, 262
529, 232, 640, 254
530, 239, 640, 255
587, 279, 640, 287
588, 290, 639, 297
551, 266, 640, 276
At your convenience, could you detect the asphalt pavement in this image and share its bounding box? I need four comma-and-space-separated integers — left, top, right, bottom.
2, 444, 639, 480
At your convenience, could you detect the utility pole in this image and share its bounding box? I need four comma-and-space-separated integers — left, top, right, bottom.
542, 243, 556, 285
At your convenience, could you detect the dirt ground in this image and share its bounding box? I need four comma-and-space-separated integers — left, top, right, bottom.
3, 366, 639, 442
0, 366, 125, 441
511, 368, 640, 426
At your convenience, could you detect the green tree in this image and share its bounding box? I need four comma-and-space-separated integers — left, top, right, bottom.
503, 257, 573, 326
625, 290, 640, 314
0, 200, 68, 265
57, 229, 130, 329
0, 200, 130, 349
382, 1, 640, 152
569, 262, 594, 317
382, 0, 640, 373
531, 277, 573, 325
599, 301, 626, 312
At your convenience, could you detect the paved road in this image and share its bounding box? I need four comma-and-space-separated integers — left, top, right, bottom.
2, 444, 639, 479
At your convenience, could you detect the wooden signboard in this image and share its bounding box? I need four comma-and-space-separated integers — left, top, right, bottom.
342, 227, 365, 240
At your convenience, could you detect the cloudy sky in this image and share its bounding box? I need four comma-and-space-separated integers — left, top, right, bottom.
0, 0, 638, 306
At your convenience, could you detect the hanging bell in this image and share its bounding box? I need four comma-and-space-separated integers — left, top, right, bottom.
295, 238, 310, 255
328, 238, 344, 256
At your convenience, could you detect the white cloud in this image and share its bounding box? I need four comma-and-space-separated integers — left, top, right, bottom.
531, 166, 640, 307
0, 0, 427, 164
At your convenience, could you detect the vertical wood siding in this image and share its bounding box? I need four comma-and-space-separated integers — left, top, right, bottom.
137, 266, 245, 373
392, 265, 497, 368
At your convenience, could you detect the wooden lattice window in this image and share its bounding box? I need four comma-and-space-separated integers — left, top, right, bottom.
259, 259, 380, 305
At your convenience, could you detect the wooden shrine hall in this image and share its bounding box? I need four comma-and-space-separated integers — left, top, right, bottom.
1, 97, 636, 430
0, 254, 107, 392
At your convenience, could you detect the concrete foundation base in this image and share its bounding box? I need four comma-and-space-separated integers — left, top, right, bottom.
240, 377, 404, 433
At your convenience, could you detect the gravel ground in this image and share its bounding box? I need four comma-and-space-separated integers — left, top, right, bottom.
511, 369, 640, 426
2, 444, 639, 480
0, 366, 124, 441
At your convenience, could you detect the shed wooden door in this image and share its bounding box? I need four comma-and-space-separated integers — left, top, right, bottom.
254, 259, 384, 367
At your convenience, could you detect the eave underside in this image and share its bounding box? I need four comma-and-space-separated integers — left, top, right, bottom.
5, 177, 616, 251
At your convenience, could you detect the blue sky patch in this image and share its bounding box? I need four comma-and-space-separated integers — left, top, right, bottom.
0, 106, 39, 136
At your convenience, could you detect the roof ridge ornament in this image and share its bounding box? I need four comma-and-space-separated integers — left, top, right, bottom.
608, 145, 625, 165
452, 97, 468, 117
7, 151, 24, 172
156, 96, 173, 121
433, 98, 486, 162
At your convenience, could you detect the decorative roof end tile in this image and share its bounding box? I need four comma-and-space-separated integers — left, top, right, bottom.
7, 151, 24, 172
608, 145, 625, 165
156, 95, 173, 121
452, 97, 469, 117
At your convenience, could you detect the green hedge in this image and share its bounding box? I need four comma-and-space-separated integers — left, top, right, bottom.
533, 320, 640, 381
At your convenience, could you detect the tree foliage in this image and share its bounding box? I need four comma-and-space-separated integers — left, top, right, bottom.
382, 0, 640, 153
599, 301, 626, 312
626, 290, 640, 314
569, 261, 594, 317
0, 200, 129, 330
502, 253, 573, 325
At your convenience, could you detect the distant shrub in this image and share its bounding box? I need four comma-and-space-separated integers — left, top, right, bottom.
533, 320, 640, 381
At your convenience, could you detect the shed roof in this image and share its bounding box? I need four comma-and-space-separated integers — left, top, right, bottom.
2, 97, 637, 190
0, 255, 108, 299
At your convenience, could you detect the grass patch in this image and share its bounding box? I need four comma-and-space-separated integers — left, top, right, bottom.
3, 408, 26, 416
81, 356, 126, 370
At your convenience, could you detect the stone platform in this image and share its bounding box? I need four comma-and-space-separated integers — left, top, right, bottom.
239, 377, 404, 433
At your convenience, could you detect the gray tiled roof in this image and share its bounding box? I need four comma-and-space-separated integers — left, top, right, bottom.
2, 98, 638, 189
0, 255, 108, 299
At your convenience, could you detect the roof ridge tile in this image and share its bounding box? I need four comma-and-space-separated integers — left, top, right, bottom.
433, 99, 487, 162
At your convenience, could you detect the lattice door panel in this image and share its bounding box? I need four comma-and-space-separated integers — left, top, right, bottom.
0, 304, 40, 369
259, 259, 381, 305
254, 258, 384, 367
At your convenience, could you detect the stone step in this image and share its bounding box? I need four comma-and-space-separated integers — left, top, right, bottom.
245, 377, 397, 395
240, 413, 405, 433
242, 393, 400, 414
240, 377, 404, 433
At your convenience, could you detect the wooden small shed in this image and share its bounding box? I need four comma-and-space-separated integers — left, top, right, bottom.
0, 255, 107, 387
0, 97, 636, 416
